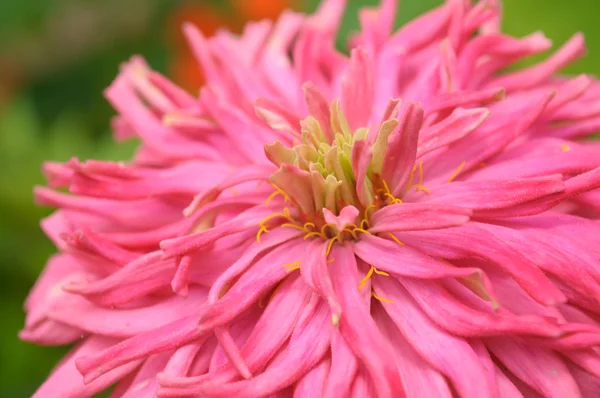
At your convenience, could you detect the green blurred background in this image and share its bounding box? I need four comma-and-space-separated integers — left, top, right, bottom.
0, 0, 598, 396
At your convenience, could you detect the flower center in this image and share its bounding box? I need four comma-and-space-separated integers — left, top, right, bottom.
258, 98, 428, 248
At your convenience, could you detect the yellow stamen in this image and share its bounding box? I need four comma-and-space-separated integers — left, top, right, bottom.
256, 226, 268, 243
359, 266, 375, 290
304, 231, 324, 240
407, 164, 418, 188
447, 161, 466, 183
326, 235, 339, 257
327, 258, 335, 263
371, 291, 394, 303
561, 143, 570, 152
282, 223, 307, 232
271, 184, 290, 202
413, 184, 431, 194
418, 161, 424, 186
353, 228, 371, 236
321, 223, 335, 237
373, 268, 390, 276
382, 180, 392, 195
303, 222, 316, 230
387, 232, 405, 246
283, 261, 301, 273
364, 204, 377, 221
265, 190, 281, 205
360, 219, 370, 230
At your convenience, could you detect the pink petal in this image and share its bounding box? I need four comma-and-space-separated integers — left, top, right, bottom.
369, 203, 471, 233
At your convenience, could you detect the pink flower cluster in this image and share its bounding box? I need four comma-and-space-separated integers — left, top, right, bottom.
24, 0, 600, 396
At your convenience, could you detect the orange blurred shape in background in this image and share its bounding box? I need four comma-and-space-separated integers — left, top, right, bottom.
167, 0, 295, 93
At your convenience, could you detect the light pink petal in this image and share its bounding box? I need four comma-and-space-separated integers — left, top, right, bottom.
75, 316, 207, 383
373, 303, 452, 398
329, 244, 406, 398
374, 275, 493, 397
399, 224, 566, 305
323, 330, 358, 398
341, 47, 374, 131
487, 337, 582, 398
33, 336, 141, 398
381, 102, 424, 196
369, 203, 471, 233
293, 357, 330, 397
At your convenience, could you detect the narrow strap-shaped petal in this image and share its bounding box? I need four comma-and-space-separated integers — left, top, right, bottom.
323, 329, 358, 398
381, 102, 424, 197
300, 240, 342, 323
75, 316, 207, 383
369, 203, 471, 233
353, 235, 495, 289
374, 276, 494, 397
372, 304, 452, 398
424, 175, 565, 212
197, 239, 310, 331
293, 357, 331, 398
341, 47, 374, 131
399, 224, 566, 305
329, 244, 407, 398
401, 278, 561, 337
32, 336, 141, 398
486, 337, 582, 398
417, 107, 489, 158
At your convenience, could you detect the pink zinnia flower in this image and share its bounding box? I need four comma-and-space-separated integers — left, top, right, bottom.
24, 0, 600, 396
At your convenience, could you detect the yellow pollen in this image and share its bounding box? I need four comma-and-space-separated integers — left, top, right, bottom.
371, 291, 394, 303
387, 232, 405, 246
327, 258, 335, 263
447, 161, 467, 183
561, 144, 570, 152
418, 161, 425, 186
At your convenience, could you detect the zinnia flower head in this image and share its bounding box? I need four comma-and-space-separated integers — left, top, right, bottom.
25, 0, 600, 396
